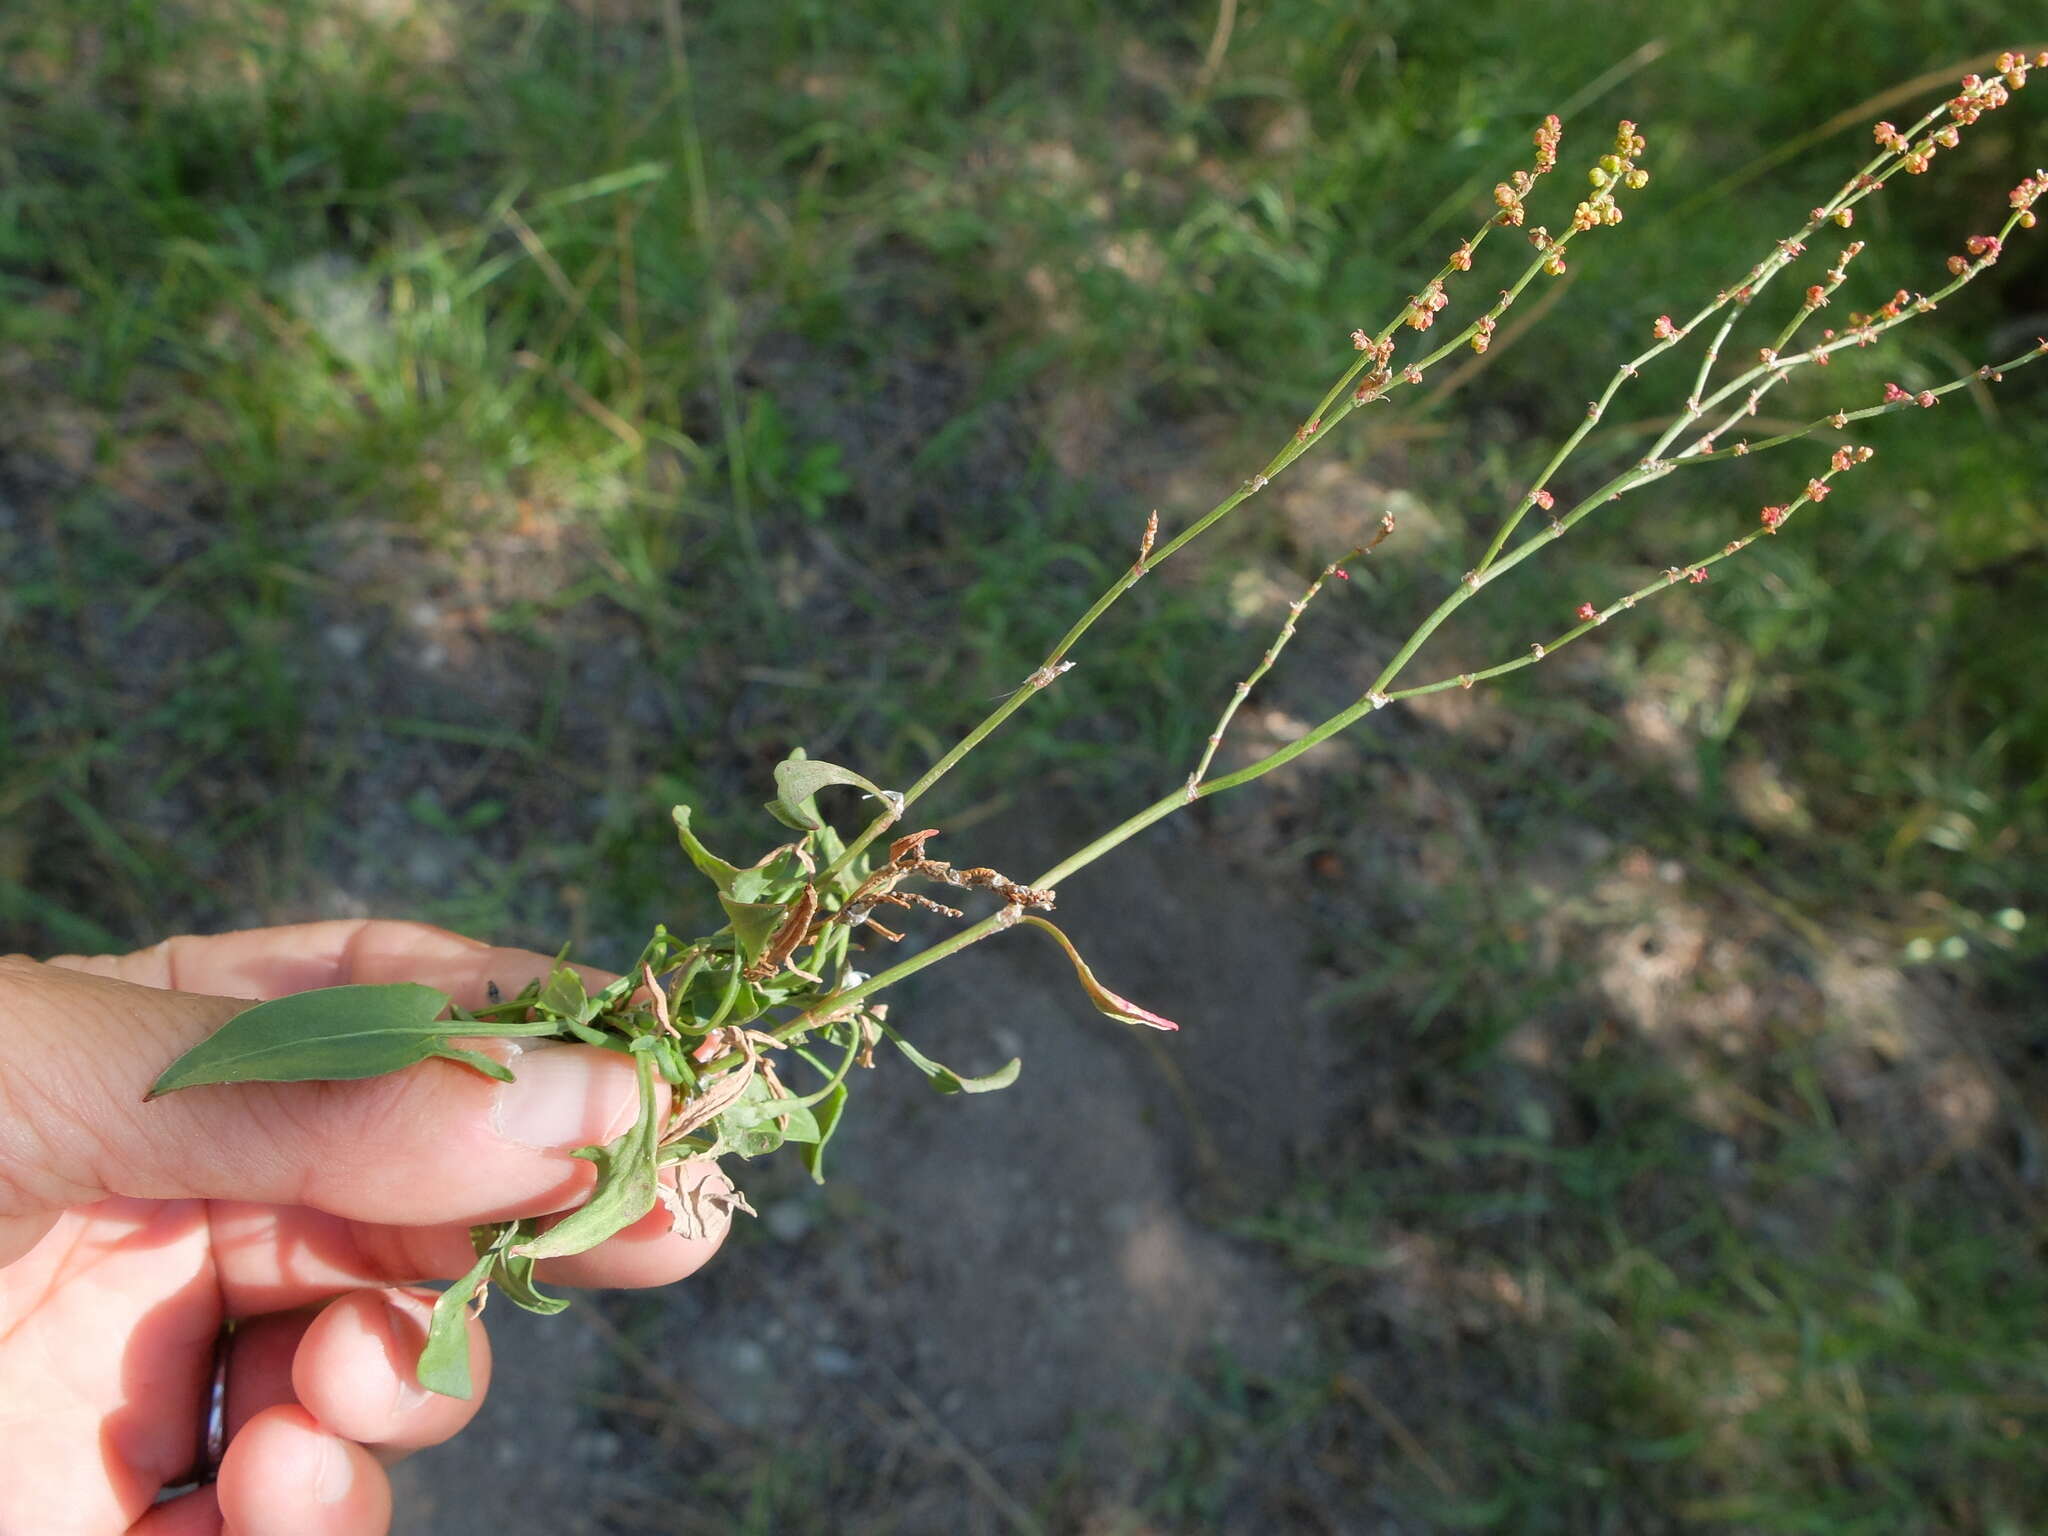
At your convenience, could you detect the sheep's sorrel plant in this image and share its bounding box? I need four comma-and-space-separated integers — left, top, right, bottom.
148, 53, 2048, 1398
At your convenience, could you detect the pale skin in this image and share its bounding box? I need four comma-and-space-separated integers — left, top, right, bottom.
0, 920, 735, 1536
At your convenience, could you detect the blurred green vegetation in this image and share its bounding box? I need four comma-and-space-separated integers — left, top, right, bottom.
3, 1, 2045, 1529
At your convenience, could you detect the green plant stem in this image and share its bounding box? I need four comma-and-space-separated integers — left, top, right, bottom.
747, 82, 2036, 1057
770, 333, 2045, 1047
1681, 342, 2042, 461
1186, 545, 1361, 795
808, 195, 1566, 896
1475, 91, 1954, 576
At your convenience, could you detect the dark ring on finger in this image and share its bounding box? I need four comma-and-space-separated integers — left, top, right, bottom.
161, 1322, 233, 1495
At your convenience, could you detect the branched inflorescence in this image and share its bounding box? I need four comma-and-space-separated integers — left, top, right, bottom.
146, 54, 2048, 1402
794, 49, 2046, 1030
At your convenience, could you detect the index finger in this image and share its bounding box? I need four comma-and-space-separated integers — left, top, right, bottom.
46, 919, 615, 1007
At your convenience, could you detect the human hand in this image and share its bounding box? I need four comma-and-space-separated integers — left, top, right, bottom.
0, 920, 735, 1536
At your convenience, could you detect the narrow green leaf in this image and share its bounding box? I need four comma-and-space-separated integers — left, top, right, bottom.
146, 984, 558, 1097
1018, 916, 1181, 1032
426, 1046, 517, 1082
532, 160, 670, 212
419, 1246, 496, 1399
802, 1081, 848, 1184
513, 1052, 662, 1261
885, 1028, 1022, 1095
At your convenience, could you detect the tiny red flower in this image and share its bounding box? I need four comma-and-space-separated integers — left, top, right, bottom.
1575, 602, 1598, 622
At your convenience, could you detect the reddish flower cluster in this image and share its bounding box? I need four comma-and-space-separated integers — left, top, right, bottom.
1804, 284, 1829, 309
1869, 59, 2039, 185
1450, 242, 1474, 272
1806, 478, 1831, 502
1352, 367, 1392, 403
1687, 567, 1709, 584
1496, 115, 1644, 235
2011, 173, 2044, 228
1830, 444, 1875, 472
1883, 382, 1912, 402
1530, 488, 1555, 511
1652, 314, 1679, 340
1949, 233, 2004, 275
1575, 602, 1598, 622
1405, 279, 1450, 331
1949, 53, 2042, 127
1470, 315, 1496, 354
1760, 504, 1788, 531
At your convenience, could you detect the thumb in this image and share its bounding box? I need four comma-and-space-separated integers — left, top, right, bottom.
0, 957, 652, 1267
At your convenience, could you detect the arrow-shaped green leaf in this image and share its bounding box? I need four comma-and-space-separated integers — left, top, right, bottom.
884, 1027, 1022, 1095
767, 751, 895, 831
146, 984, 560, 1098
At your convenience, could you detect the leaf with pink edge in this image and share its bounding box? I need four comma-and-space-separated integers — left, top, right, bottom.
1018, 916, 1181, 1031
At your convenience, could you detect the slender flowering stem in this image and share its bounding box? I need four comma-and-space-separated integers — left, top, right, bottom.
807, 133, 1580, 890
1476, 85, 2007, 578
1675, 342, 2046, 463
775, 338, 2048, 1045
761, 63, 2046, 1047
1186, 533, 1379, 799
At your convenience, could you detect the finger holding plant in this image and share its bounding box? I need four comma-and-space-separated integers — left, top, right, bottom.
146, 50, 2048, 1397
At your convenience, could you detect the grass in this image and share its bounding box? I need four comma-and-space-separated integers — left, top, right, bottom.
4, 1, 2047, 1530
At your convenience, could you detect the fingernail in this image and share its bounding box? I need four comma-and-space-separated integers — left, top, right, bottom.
383, 1290, 434, 1412
491, 1045, 638, 1150
311, 1429, 355, 1505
